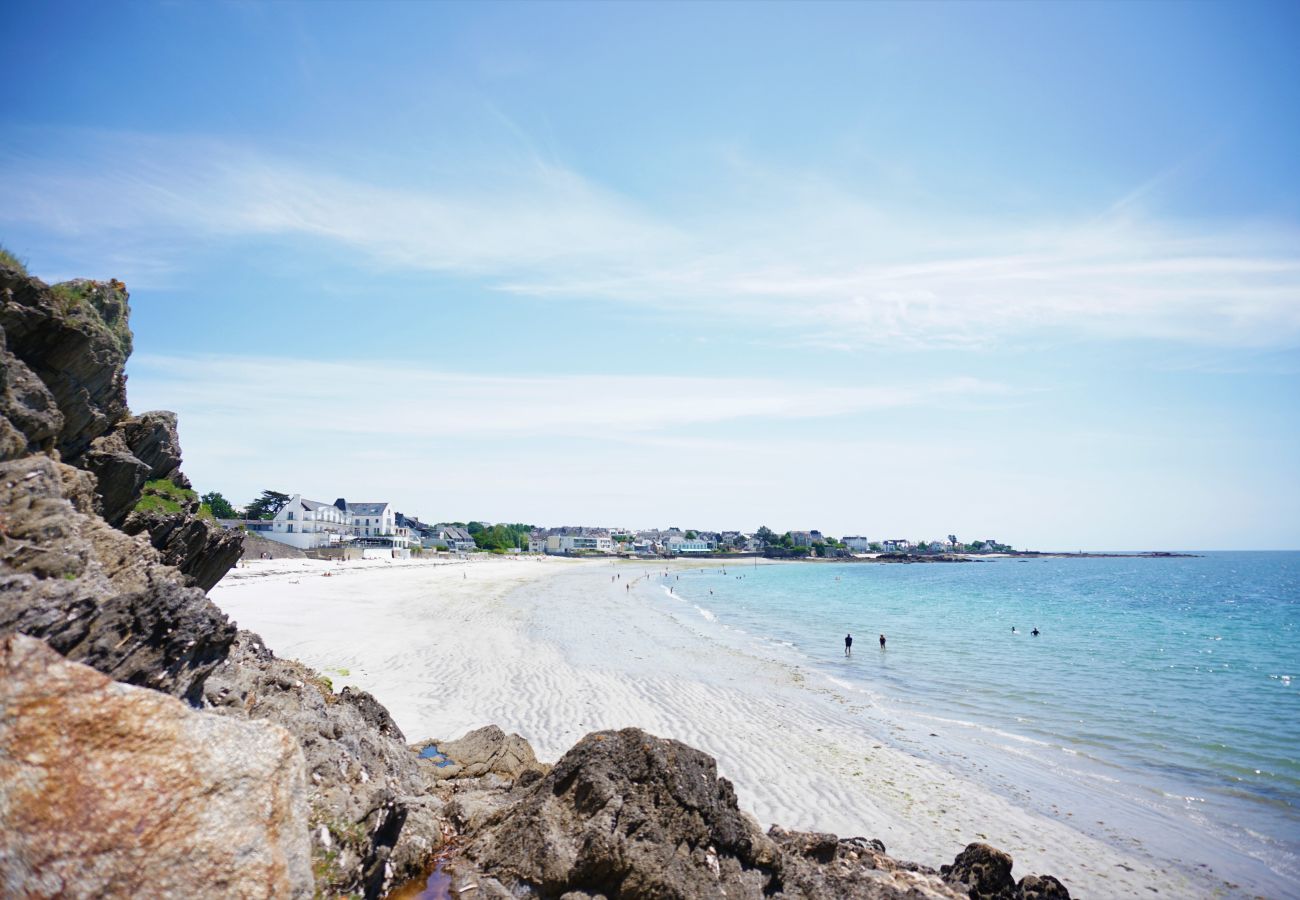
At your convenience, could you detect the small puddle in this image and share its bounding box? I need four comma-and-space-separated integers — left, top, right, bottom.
418, 744, 456, 767
386, 861, 452, 899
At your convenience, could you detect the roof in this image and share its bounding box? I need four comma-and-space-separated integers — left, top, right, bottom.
347, 502, 390, 516
301, 498, 334, 511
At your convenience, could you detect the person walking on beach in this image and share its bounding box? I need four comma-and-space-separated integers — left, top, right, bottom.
844, 633, 853, 656
879, 633, 886, 648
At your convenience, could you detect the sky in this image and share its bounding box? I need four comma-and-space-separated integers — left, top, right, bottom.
4, 1, 1299, 549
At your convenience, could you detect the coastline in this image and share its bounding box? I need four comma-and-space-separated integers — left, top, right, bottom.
212, 555, 1217, 898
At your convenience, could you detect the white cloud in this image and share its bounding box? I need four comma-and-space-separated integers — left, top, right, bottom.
127, 354, 1009, 441
4, 130, 1299, 349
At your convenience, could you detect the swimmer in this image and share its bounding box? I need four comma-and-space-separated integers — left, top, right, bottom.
844, 633, 853, 656
1031, 627, 1040, 636
879, 633, 886, 648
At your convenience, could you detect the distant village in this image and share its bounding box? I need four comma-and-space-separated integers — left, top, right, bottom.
218, 490, 1014, 560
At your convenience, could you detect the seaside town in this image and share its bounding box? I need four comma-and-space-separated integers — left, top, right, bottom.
212, 489, 1015, 559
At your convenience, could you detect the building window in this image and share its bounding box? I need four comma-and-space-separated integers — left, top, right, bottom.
287, 512, 294, 520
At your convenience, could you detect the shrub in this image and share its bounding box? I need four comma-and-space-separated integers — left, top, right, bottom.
0, 243, 27, 274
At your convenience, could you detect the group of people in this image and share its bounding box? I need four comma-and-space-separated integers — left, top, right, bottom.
843, 632, 886, 656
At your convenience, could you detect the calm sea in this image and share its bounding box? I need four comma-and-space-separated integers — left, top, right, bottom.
663, 552, 1299, 896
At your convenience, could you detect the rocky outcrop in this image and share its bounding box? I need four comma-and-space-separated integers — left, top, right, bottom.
1, 265, 240, 586
204, 631, 448, 898
0, 268, 131, 462
0, 324, 62, 461
450, 728, 1069, 900
415, 724, 547, 782
0, 454, 237, 701
0, 633, 313, 898
123, 504, 245, 592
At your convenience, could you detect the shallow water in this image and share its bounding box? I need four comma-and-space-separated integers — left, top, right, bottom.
649, 553, 1299, 896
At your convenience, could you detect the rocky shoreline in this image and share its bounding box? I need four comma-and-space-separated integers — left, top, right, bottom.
1, 263, 1071, 898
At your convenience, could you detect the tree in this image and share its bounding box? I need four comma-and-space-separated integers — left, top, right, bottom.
755, 526, 774, 547
245, 490, 289, 520
868, 542, 883, 552
685, 530, 697, 539
201, 491, 237, 519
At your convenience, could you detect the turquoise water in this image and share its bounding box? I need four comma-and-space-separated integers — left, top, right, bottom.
664, 552, 1299, 896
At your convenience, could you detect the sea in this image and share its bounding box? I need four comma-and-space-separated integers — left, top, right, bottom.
654, 552, 1299, 897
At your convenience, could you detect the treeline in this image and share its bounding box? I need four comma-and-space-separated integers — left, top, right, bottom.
449, 521, 535, 552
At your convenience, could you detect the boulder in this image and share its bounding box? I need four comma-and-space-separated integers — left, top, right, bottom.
0, 633, 313, 899
416, 724, 546, 781
460, 728, 785, 898
939, 843, 1071, 900
0, 454, 236, 702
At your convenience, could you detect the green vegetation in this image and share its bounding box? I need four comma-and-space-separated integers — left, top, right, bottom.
132, 478, 198, 516
48, 279, 134, 357
245, 489, 290, 520
201, 491, 237, 519
472, 522, 535, 551
0, 243, 28, 274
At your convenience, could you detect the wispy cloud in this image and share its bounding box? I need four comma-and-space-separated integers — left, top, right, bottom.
4, 129, 1298, 349
128, 353, 1010, 441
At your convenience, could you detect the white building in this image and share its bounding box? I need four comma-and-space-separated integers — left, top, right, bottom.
664, 536, 715, 554
545, 534, 614, 554
843, 535, 872, 552
266, 495, 412, 550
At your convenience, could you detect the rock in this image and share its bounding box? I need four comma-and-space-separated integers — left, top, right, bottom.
204, 631, 444, 898
0, 454, 236, 702
118, 409, 187, 485
417, 724, 546, 781
0, 633, 313, 898
81, 427, 152, 525
0, 270, 131, 461
1016, 874, 1071, 899
0, 323, 63, 461
940, 842, 1069, 900
460, 728, 783, 898
122, 504, 244, 592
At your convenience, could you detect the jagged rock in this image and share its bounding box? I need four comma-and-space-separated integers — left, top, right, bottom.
0, 269, 131, 461
0, 324, 63, 461
0, 454, 236, 702
416, 724, 547, 781
452, 729, 1065, 900
82, 428, 152, 525
0, 633, 313, 898
122, 504, 244, 592
204, 631, 444, 898
942, 843, 1016, 898
939, 842, 1070, 900
460, 728, 786, 898
119, 409, 188, 485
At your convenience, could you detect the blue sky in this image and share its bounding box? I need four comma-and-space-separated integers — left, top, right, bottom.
4, 1, 1298, 548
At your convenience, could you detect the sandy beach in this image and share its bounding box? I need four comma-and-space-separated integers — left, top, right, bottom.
212, 555, 1203, 898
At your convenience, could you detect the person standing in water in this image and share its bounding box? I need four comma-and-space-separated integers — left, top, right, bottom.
879, 633, 886, 648
844, 633, 853, 656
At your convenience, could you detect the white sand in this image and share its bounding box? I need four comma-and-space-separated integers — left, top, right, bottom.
212, 555, 1203, 898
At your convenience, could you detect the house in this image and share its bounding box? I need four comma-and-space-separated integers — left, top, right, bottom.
789, 531, 813, 548
881, 539, 912, 552
429, 525, 476, 552
664, 536, 715, 554
545, 533, 614, 554
843, 535, 872, 552
266, 494, 352, 549
263, 494, 415, 551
